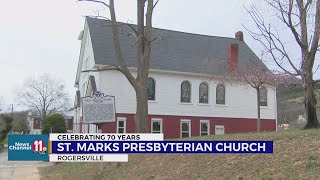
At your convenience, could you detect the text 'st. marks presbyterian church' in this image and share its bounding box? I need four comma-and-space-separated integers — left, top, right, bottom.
73, 17, 277, 139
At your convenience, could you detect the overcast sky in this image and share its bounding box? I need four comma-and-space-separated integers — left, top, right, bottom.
0, 0, 317, 112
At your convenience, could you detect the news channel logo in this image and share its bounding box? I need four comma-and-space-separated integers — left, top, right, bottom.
8, 134, 49, 161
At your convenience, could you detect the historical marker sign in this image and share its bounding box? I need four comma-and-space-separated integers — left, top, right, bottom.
82, 91, 116, 124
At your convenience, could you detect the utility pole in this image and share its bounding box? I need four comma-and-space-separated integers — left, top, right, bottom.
11, 104, 13, 118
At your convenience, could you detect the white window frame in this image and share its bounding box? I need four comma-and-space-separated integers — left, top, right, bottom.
215, 125, 225, 135
200, 120, 210, 136
180, 119, 191, 138
116, 117, 126, 133
151, 118, 163, 133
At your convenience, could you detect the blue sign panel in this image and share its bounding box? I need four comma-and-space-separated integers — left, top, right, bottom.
51, 140, 273, 154
8, 135, 49, 161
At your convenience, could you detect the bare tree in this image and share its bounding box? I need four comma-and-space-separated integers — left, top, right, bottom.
79, 0, 158, 133
228, 61, 294, 132
204, 58, 294, 132
245, 0, 320, 128
15, 74, 70, 120
0, 97, 3, 112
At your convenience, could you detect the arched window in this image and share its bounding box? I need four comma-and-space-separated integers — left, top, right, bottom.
216, 84, 225, 104
260, 86, 267, 106
199, 82, 209, 103
148, 78, 155, 101
181, 81, 191, 103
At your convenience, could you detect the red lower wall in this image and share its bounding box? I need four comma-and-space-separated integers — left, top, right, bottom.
101, 113, 276, 139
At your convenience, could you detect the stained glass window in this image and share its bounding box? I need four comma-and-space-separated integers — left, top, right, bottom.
260, 86, 267, 106
199, 82, 209, 103
181, 81, 191, 103
216, 84, 225, 104
148, 78, 155, 101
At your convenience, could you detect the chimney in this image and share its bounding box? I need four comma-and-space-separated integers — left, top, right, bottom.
235, 31, 244, 41
228, 44, 238, 72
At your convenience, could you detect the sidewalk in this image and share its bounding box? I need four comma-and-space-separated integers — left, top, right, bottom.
10, 161, 51, 180
0, 149, 52, 180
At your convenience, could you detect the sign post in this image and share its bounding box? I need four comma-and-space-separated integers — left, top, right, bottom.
82, 91, 116, 175
82, 91, 116, 124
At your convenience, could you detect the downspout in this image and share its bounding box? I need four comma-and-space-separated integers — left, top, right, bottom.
274, 86, 278, 131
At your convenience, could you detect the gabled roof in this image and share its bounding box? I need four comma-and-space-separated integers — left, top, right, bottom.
86, 17, 267, 75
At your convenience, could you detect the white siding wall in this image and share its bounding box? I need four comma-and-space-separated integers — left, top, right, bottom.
75, 22, 98, 132
97, 70, 276, 120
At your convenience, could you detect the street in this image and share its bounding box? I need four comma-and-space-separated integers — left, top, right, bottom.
0, 149, 52, 180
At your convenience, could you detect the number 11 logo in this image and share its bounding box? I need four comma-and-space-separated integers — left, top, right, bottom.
32, 140, 47, 154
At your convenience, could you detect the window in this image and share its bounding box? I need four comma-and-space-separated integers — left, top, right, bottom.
260, 86, 267, 106
181, 81, 191, 103
148, 78, 156, 101
199, 82, 209, 103
151, 118, 162, 133
180, 120, 191, 138
215, 125, 225, 135
216, 84, 225, 104
200, 120, 210, 136
117, 118, 126, 133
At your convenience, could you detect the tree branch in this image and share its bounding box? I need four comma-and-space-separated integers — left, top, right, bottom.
314, 79, 320, 85
109, 0, 138, 89
77, 0, 110, 8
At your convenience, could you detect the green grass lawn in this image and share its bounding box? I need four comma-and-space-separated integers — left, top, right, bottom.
40, 129, 320, 180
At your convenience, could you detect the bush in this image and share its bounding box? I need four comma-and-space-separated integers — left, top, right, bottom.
12, 118, 28, 134
0, 143, 3, 152
42, 114, 67, 134
0, 115, 13, 142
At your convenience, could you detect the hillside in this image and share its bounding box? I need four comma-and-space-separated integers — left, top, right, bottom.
277, 84, 320, 125
40, 129, 320, 180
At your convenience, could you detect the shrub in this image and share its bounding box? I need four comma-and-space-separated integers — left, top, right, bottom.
0, 115, 13, 142
42, 114, 66, 134
12, 118, 28, 134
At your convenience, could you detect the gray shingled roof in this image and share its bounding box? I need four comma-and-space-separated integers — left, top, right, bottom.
86, 17, 266, 75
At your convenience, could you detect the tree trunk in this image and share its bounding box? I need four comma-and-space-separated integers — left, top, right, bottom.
256, 88, 261, 132
303, 75, 319, 128
133, 0, 151, 133
108, 0, 152, 133
135, 85, 149, 133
